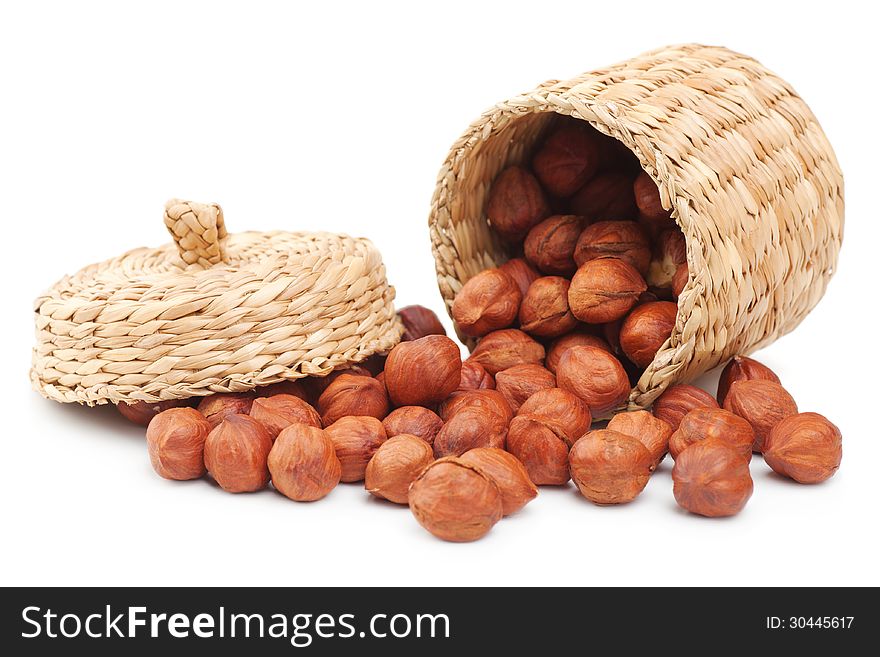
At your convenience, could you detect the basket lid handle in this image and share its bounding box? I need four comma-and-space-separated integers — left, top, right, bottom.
163, 198, 228, 267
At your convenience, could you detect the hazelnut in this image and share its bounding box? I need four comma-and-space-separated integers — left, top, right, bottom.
486, 166, 551, 241
494, 364, 556, 413
204, 414, 273, 493
672, 440, 753, 517
146, 407, 212, 480
518, 276, 578, 338
556, 345, 630, 417
268, 423, 341, 501
250, 394, 322, 438
467, 329, 545, 376
384, 335, 462, 407
569, 430, 654, 505
382, 406, 444, 446
433, 408, 507, 458
398, 305, 446, 341
573, 220, 651, 275
307, 364, 373, 398
408, 457, 503, 542
606, 410, 673, 467
254, 379, 309, 401
438, 389, 514, 425
716, 355, 781, 406
118, 398, 192, 427
460, 447, 537, 516
324, 416, 387, 483
457, 360, 495, 391
652, 384, 720, 432
197, 393, 255, 428
569, 172, 637, 221
633, 171, 671, 223
506, 388, 592, 485
671, 262, 689, 298
317, 373, 389, 426
647, 228, 687, 289
545, 331, 611, 374
498, 258, 541, 297
523, 215, 582, 276
668, 408, 755, 461
451, 268, 522, 337
763, 412, 842, 484
619, 301, 678, 368
722, 379, 798, 452
375, 371, 386, 389
568, 258, 647, 324
364, 434, 434, 504
532, 122, 601, 197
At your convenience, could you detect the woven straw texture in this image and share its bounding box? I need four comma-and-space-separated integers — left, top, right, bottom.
430, 44, 844, 411
32, 199, 403, 405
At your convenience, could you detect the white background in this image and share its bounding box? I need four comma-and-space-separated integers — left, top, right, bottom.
2, 0, 877, 587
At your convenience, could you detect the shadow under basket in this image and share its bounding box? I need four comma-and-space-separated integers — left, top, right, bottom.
429, 43, 844, 412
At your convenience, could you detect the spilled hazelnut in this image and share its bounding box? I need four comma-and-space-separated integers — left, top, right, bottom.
384, 335, 462, 407
409, 457, 503, 542
606, 410, 673, 467
307, 364, 373, 398
467, 329, 545, 376
498, 257, 541, 297
317, 373, 389, 426
365, 434, 434, 504
457, 360, 495, 391
569, 172, 637, 221
494, 364, 557, 413
255, 379, 309, 401
722, 379, 798, 452
382, 406, 444, 446
523, 215, 582, 276
433, 407, 507, 458
672, 440, 753, 517
518, 276, 578, 337
250, 394, 322, 438
486, 165, 550, 241
204, 414, 273, 493
438, 389, 514, 425
146, 407, 212, 480
324, 416, 387, 483
532, 123, 601, 197
398, 305, 446, 341
668, 408, 755, 461
568, 257, 647, 323
545, 330, 611, 374
569, 430, 654, 505
451, 268, 522, 337
573, 220, 651, 275
763, 412, 842, 484
652, 384, 720, 431
556, 345, 630, 417
268, 423, 341, 501
460, 447, 537, 516
716, 355, 781, 406
619, 300, 678, 368
118, 398, 192, 427
197, 393, 255, 428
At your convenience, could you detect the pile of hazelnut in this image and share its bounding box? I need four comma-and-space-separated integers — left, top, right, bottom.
122, 301, 841, 542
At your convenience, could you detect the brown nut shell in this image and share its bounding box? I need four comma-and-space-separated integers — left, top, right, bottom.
722, 380, 798, 452
652, 384, 720, 432
255, 379, 309, 401
204, 414, 273, 493
499, 257, 542, 297
382, 406, 444, 446
518, 276, 578, 338
569, 172, 637, 221
671, 262, 689, 298
317, 373, 389, 426
532, 123, 601, 197
556, 345, 630, 417
118, 398, 193, 427
457, 360, 495, 391
433, 408, 507, 458
619, 301, 678, 368
506, 415, 572, 485
365, 434, 435, 504
384, 335, 462, 407
606, 410, 673, 467
573, 220, 651, 275
633, 171, 670, 222
197, 393, 255, 428
568, 258, 647, 324
438, 389, 513, 424
763, 412, 842, 484
269, 423, 341, 501
398, 305, 446, 341
460, 447, 537, 516
523, 215, 582, 276
452, 268, 522, 337
250, 394, 322, 438
647, 227, 687, 290
716, 355, 781, 406
668, 408, 755, 461
517, 388, 592, 444
324, 416, 388, 483
494, 364, 556, 413
468, 329, 545, 376
569, 430, 654, 505
146, 407, 212, 480
545, 331, 611, 374
672, 439, 753, 517
486, 166, 550, 242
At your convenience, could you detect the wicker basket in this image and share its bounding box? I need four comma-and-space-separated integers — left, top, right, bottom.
430, 43, 844, 411
32, 199, 403, 405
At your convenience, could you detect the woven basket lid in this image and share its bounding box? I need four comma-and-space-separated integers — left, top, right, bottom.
32, 199, 403, 405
